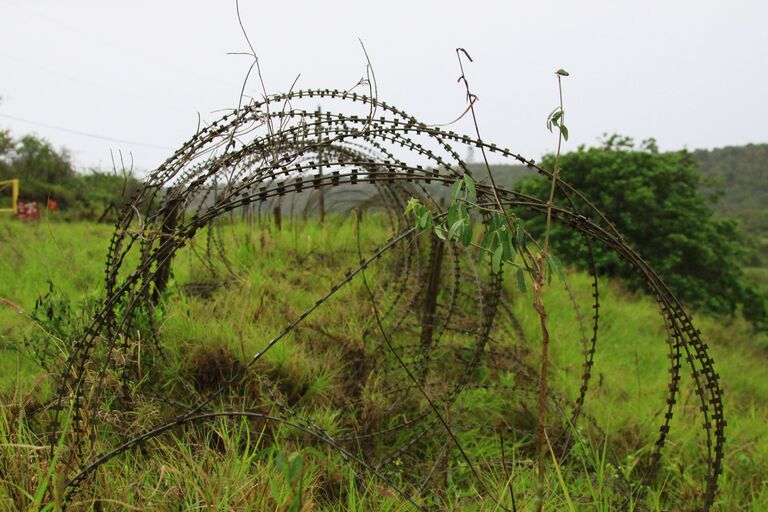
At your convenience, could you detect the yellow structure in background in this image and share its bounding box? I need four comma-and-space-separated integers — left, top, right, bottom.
0, 179, 19, 212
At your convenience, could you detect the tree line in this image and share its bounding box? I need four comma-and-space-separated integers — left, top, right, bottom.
0, 130, 141, 219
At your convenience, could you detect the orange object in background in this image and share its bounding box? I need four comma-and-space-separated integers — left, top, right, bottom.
47, 198, 59, 211
17, 200, 40, 221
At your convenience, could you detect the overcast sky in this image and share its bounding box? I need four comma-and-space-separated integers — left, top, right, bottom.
1, 0, 766, 174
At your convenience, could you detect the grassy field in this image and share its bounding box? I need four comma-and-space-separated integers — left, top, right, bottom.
1, 217, 766, 511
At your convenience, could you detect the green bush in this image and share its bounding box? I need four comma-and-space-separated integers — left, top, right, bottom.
517, 135, 767, 330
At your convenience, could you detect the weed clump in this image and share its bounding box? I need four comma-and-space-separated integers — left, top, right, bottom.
184, 343, 244, 394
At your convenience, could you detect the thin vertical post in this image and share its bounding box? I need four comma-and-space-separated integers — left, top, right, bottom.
316, 105, 325, 224
273, 205, 282, 231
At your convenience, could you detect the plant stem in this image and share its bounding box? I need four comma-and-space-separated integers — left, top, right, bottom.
454, 50, 516, 236
534, 72, 566, 512
543, 74, 566, 254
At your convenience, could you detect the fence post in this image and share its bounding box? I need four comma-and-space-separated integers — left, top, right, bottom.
273, 205, 282, 231
316, 106, 326, 224
419, 233, 445, 352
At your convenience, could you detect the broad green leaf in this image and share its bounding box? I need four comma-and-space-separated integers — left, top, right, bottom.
515, 220, 526, 249
447, 204, 458, 228
418, 210, 432, 229
516, 267, 527, 294
555, 68, 570, 76
560, 124, 569, 141
451, 179, 463, 201
459, 202, 470, 222
492, 245, 503, 274
460, 222, 473, 247
448, 218, 464, 240
547, 253, 566, 282
501, 230, 515, 259
463, 174, 477, 203
546, 106, 560, 131
480, 230, 494, 251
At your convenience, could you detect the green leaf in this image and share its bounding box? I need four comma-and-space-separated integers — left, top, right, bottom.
516, 267, 527, 294
448, 218, 464, 240
492, 245, 503, 274
560, 124, 569, 141
447, 204, 458, 227
546, 106, 560, 131
515, 220, 526, 249
424, 211, 433, 229
463, 174, 477, 203
547, 253, 566, 282
480, 230, 494, 251
501, 230, 515, 259
451, 179, 463, 202
460, 222, 473, 247
434, 225, 447, 240
459, 202, 470, 222
404, 197, 420, 217
418, 210, 432, 229
555, 69, 570, 76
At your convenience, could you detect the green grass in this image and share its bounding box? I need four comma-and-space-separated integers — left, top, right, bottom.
0, 216, 766, 510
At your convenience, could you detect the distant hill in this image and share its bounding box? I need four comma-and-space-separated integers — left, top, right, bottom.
466, 163, 530, 189
470, 145, 767, 218
469, 144, 767, 251
464, 145, 767, 275
691, 144, 768, 238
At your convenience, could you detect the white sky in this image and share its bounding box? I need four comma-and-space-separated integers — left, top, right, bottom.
1, 0, 766, 174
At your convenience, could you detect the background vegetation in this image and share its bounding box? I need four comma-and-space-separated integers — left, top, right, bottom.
0, 127, 766, 509
466, 137, 768, 332
0, 130, 141, 220
515, 135, 767, 330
